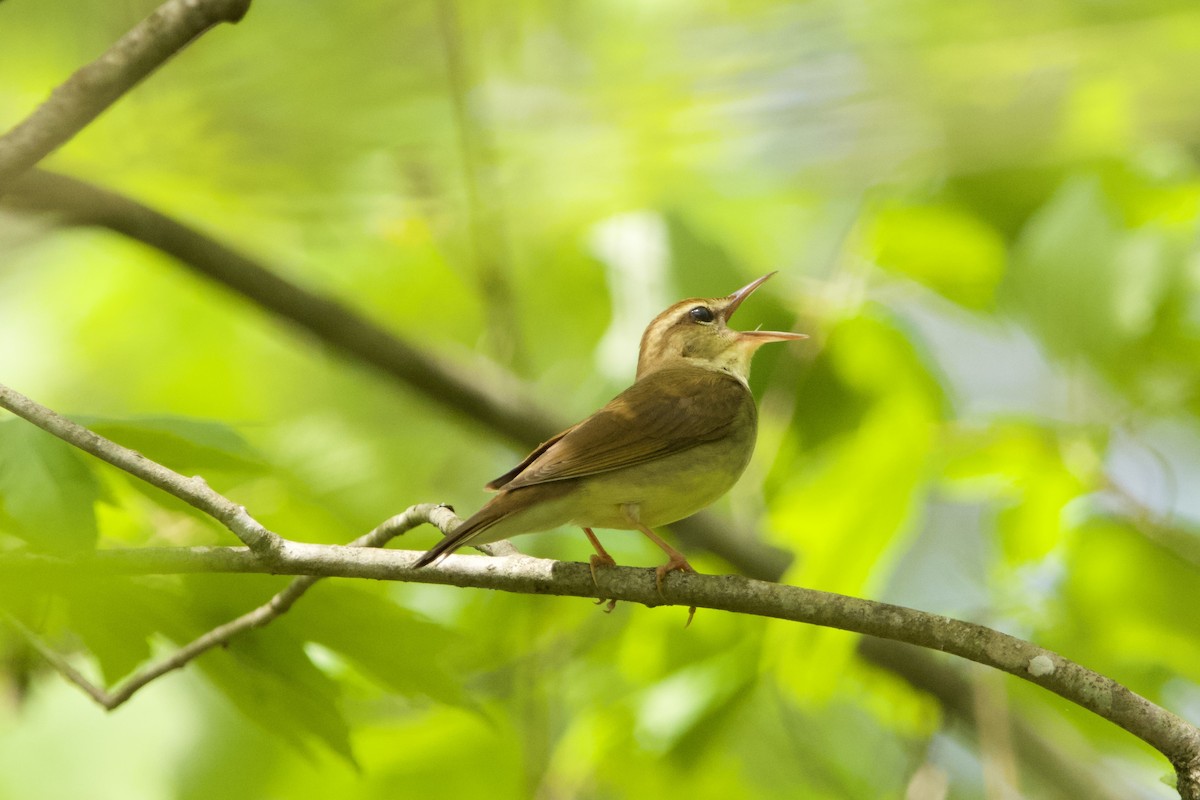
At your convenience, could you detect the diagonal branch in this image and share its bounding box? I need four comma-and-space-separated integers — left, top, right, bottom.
0, 381, 281, 554
0, 0, 252, 188
1, 169, 794, 581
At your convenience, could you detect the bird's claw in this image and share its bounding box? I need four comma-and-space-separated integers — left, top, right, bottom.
589, 553, 618, 613
655, 556, 698, 626
654, 556, 696, 594
589, 552, 616, 585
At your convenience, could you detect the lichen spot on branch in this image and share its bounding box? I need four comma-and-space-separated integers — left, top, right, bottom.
1028, 654, 1056, 677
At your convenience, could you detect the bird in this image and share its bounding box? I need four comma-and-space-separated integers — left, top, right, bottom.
414, 272, 806, 601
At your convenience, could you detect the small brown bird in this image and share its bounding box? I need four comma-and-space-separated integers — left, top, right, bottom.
415, 272, 806, 590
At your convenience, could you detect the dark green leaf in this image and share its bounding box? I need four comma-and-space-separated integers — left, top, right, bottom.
78, 416, 267, 475
280, 583, 470, 706
0, 419, 102, 551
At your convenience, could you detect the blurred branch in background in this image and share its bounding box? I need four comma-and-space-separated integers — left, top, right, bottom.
1, 169, 795, 581
3, 170, 555, 447
0, 0, 252, 187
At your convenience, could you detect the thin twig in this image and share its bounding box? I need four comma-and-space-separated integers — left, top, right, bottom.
0, 381, 281, 554
0, 0, 252, 188
3, 504, 459, 709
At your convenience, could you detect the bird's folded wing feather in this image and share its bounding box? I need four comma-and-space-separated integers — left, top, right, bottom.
492, 367, 751, 491
484, 426, 577, 490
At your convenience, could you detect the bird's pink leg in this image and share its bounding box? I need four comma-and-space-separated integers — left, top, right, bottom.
582, 527, 617, 613
621, 505, 697, 626
636, 525, 697, 590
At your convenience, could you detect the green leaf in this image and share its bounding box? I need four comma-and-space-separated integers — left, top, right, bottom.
197, 630, 357, 765
179, 575, 357, 763
867, 203, 1007, 309
53, 577, 187, 686
942, 423, 1092, 564
279, 583, 470, 706
634, 646, 757, 754
0, 419, 102, 551
77, 416, 267, 475
1005, 176, 1177, 364
1059, 518, 1200, 687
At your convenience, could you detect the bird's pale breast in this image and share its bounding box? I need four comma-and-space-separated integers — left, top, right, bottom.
566, 418, 756, 528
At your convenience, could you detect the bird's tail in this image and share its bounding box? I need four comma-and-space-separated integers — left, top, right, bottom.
412, 508, 501, 568
414, 480, 573, 567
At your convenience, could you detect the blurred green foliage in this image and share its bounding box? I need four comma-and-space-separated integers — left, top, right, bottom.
2, 0, 1200, 798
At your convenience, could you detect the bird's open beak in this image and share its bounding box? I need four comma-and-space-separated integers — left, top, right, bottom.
723, 272, 808, 343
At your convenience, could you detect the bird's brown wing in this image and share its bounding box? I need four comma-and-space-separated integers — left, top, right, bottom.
484, 425, 577, 490
496, 367, 752, 491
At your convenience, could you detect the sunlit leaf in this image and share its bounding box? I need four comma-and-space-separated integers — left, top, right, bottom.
942, 423, 1096, 564
0, 420, 102, 552
868, 203, 1007, 309
1058, 518, 1200, 687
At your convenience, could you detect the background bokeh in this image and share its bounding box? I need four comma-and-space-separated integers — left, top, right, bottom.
3, 1, 1200, 798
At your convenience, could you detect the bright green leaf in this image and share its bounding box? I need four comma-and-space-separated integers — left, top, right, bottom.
1059, 518, 1200, 687
942, 423, 1092, 564
867, 203, 1007, 309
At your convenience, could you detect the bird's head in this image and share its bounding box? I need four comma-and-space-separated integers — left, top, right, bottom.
635, 272, 807, 383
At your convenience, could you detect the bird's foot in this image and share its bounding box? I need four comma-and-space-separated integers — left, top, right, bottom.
654, 554, 695, 593
589, 552, 616, 584
589, 552, 618, 613
654, 556, 698, 626
582, 528, 620, 613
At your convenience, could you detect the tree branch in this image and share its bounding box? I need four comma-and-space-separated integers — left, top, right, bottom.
0, 381, 281, 554
0, 0, 252, 188
6, 537, 1200, 796
1, 169, 795, 581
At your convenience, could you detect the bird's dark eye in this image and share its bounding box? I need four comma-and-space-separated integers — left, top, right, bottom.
689, 306, 715, 323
